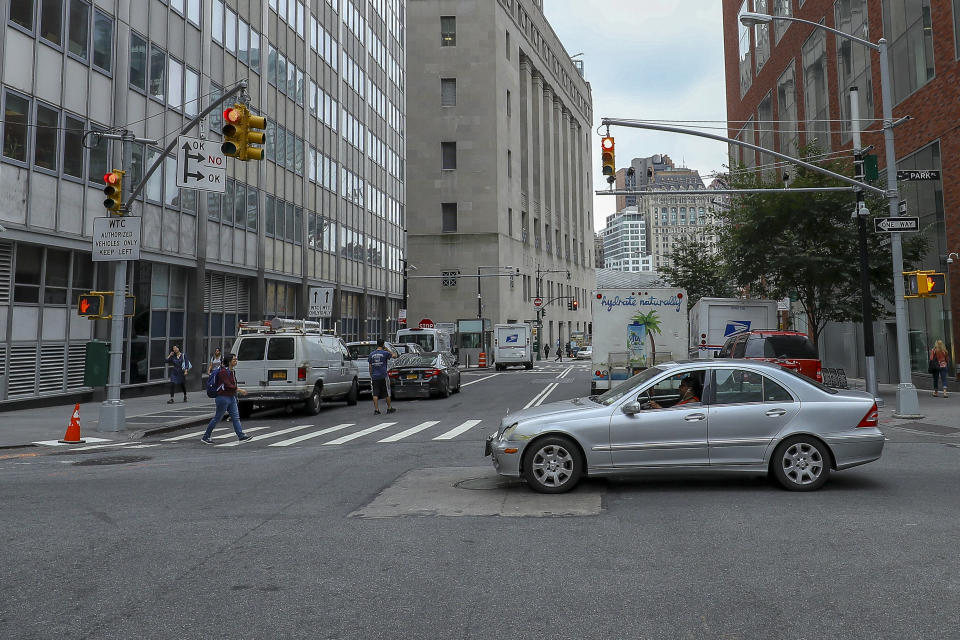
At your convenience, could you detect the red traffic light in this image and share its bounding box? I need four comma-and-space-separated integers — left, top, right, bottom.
224, 107, 242, 123
103, 172, 119, 185
601, 137, 615, 151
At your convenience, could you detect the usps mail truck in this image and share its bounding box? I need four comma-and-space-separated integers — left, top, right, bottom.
688, 297, 780, 358
493, 323, 533, 370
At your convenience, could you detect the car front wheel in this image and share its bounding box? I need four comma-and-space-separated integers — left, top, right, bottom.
772, 436, 831, 491
304, 384, 322, 415
522, 436, 583, 494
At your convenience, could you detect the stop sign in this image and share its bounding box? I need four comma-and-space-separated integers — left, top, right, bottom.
419, 318, 435, 329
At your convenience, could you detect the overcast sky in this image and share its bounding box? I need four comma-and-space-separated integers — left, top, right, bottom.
543, 1, 729, 230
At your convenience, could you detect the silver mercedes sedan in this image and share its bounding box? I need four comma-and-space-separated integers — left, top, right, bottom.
485, 360, 883, 493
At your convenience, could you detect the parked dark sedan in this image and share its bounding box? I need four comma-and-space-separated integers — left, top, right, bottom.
388, 352, 461, 399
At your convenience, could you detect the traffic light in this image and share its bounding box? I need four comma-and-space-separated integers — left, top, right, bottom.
102, 170, 124, 214
904, 271, 947, 297
222, 104, 266, 161
572, 299, 579, 311
78, 294, 104, 317
601, 136, 615, 184
567, 300, 573, 311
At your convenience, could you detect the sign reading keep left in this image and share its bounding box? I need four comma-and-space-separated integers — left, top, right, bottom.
92, 216, 142, 262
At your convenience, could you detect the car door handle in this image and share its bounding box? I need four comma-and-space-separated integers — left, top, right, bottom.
765, 408, 787, 417
684, 413, 706, 422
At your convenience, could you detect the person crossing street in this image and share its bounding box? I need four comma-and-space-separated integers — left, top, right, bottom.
368, 339, 398, 415
201, 353, 252, 444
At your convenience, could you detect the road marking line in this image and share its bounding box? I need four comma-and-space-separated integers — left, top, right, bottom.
268, 423, 355, 447
533, 384, 559, 407
33, 437, 112, 447
461, 373, 502, 387
211, 426, 268, 441
324, 422, 396, 445
523, 384, 555, 409
162, 427, 230, 442
216, 424, 317, 447
433, 419, 483, 440
379, 420, 440, 442
68, 441, 137, 451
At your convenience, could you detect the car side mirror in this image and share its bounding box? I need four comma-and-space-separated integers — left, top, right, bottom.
622, 402, 642, 415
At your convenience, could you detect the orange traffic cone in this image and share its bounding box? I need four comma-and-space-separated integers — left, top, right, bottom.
59, 403, 86, 444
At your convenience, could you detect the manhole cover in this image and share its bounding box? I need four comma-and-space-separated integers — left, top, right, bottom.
455, 476, 524, 490
73, 455, 152, 466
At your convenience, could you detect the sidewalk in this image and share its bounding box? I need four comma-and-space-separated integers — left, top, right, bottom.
845, 377, 959, 430
0, 392, 216, 450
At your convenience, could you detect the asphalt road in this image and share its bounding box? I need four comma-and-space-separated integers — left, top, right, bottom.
1, 361, 959, 639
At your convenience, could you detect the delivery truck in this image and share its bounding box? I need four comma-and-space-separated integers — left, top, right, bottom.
493, 324, 533, 370
591, 287, 688, 394
688, 297, 780, 358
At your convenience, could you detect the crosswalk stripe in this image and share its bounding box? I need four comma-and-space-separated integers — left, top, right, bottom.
268, 423, 355, 447
69, 441, 137, 451
433, 419, 483, 440
378, 420, 440, 442
211, 426, 268, 441
324, 422, 396, 445
216, 423, 316, 447
162, 427, 230, 442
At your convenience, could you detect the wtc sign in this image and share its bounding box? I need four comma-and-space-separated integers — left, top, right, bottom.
308, 286, 334, 318
92, 217, 142, 261
176, 136, 226, 192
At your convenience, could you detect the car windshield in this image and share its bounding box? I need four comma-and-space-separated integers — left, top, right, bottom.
398, 334, 435, 351
594, 367, 664, 405
348, 344, 377, 359
763, 335, 819, 359
394, 353, 440, 368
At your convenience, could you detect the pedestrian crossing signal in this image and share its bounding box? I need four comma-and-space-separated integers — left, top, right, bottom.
904, 270, 946, 297
78, 294, 104, 317
102, 170, 124, 214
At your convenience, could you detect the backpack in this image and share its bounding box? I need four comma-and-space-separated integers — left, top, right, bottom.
206, 367, 222, 398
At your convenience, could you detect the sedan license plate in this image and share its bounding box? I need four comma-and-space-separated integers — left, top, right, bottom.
269, 370, 287, 381
406, 374, 418, 380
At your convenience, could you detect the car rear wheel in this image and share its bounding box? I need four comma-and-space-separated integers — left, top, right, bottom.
439, 375, 451, 398
772, 436, 831, 491
346, 379, 359, 406
304, 384, 322, 415
523, 436, 583, 494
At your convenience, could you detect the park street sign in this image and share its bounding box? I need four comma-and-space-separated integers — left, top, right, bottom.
176, 135, 226, 192
874, 216, 919, 233
92, 216, 141, 261
896, 170, 940, 181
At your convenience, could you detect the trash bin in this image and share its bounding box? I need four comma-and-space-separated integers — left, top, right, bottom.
84, 340, 110, 387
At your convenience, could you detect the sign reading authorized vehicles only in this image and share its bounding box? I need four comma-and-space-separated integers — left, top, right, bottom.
176, 135, 226, 192
874, 216, 920, 233
92, 217, 141, 261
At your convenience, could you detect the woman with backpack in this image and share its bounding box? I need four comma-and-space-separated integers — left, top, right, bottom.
166, 345, 190, 404
201, 353, 252, 444
930, 339, 950, 397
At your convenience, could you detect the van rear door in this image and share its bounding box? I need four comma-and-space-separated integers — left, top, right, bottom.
264, 336, 298, 389
233, 337, 267, 387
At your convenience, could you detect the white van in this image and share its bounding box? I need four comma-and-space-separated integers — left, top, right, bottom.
230, 319, 359, 417
395, 327, 453, 356
493, 324, 533, 370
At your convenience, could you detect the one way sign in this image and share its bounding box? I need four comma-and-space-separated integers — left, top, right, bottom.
874, 216, 919, 233
176, 135, 225, 193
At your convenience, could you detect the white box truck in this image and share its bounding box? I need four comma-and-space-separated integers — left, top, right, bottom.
688, 297, 780, 358
591, 288, 688, 393
493, 324, 533, 371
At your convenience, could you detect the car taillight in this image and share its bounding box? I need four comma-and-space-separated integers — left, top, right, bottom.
388, 370, 399, 379
857, 402, 879, 428
423, 368, 441, 378
298, 366, 307, 381
815, 368, 823, 382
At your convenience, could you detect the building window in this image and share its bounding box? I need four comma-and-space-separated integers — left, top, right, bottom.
441, 141, 456, 170
737, 0, 752, 97
773, 0, 791, 42
507, 149, 512, 178
835, 0, 874, 143
2, 91, 30, 163
506, 30, 510, 59
757, 92, 774, 171
149, 45, 166, 102
14, 245, 43, 303
130, 32, 147, 91
67, 0, 89, 61
440, 15, 455, 46
63, 113, 84, 178
92, 10, 112, 71
882, 0, 934, 104
167, 57, 183, 110
87, 125, 109, 184
754, 0, 770, 73
9, 0, 35, 32
442, 202, 457, 232
40, 0, 64, 45
777, 62, 798, 157
506, 89, 511, 117
441, 78, 456, 106
802, 27, 830, 151
33, 103, 59, 171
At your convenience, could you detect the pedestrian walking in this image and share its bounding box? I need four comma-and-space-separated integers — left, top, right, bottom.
929, 339, 950, 397
555, 338, 563, 362
166, 345, 190, 404
544, 344, 550, 359
201, 353, 252, 444
368, 339, 398, 415
205, 346, 222, 392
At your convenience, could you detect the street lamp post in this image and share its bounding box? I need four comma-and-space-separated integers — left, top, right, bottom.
740, 12, 921, 417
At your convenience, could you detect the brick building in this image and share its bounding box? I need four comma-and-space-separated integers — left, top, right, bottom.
722, 0, 959, 381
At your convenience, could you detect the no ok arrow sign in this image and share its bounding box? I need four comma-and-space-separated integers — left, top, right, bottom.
176, 135, 226, 193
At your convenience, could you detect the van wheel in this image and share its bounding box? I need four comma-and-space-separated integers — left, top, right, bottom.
346, 379, 359, 406
525, 361, 533, 370
304, 384, 322, 415
238, 402, 253, 419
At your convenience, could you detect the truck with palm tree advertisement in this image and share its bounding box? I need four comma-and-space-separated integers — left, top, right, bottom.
591, 288, 688, 394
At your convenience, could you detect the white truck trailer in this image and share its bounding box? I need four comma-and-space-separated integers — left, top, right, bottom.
591, 287, 688, 394
688, 297, 780, 358
493, 324, 533, 370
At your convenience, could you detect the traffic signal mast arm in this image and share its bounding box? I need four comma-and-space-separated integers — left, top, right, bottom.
124, 80, 249, 208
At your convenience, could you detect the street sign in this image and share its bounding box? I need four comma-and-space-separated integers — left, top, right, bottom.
176, 135, 226, 192
874, 216, 919, 233
308, 286, 334, 318
419, 318, 435, 329
532, 297, 544, 309
92, 217, 141, 261
896, 170, 940, 181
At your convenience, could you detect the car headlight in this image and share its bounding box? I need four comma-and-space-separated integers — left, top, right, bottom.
500, 423, 519, 441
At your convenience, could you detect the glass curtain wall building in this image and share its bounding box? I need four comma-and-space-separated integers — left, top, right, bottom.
0, 0, 406, 403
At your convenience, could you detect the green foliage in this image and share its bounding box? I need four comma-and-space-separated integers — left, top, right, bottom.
717, 145, 926, 344
660, 240, 735, 309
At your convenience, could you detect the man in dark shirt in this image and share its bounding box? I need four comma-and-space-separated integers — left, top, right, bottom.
368, 339, 398, 415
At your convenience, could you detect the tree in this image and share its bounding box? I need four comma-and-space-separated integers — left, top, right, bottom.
632, 310, 661, 365
660, 240, 735, 309
717, 146, 926, 347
